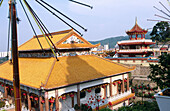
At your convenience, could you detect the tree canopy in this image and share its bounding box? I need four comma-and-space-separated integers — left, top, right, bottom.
150, 21, 170, 42
148, 53, 170, 90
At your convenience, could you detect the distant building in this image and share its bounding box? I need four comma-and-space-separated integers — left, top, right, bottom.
104, 44, 109, 50
0, 29, 135, 111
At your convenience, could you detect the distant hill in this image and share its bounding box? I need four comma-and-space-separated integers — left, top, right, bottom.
89, 32, 151, 48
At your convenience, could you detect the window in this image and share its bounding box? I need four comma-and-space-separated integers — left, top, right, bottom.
95, 88, 101, 94
80, 91, 86, 99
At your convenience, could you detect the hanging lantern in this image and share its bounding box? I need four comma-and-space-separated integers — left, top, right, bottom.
41, 100, 45, 104
140, 86, 142, 88
30, 96, 33, 99
124, 80, 127, 82
102, 101, 104, 103
113, 82, 116, 86
88, 106, 91, 109
49, 99, 54, 103
85, 103, 88, 106
62, 96, 66, 100
96, 107, 99, 110
1, 84, 4, 87
97, 99, 100, 102
87, 89, 91, 93
118, 81, 121, 84
70, 94, 74, 98
11, 88, 13, 91
108, 102, 112, 106
90, 101, 93, 103
148, 92, 150, 95
133, 97, 135, 99
34, 97, 38, 101
23, 93, 26, 96
102, 85, 105, 88
143, 91, 145, 94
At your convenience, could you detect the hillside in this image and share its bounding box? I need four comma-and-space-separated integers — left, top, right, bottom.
89, 32, 151, 48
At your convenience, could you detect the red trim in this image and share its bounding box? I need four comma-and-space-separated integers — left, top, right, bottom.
118, 42, 155, 45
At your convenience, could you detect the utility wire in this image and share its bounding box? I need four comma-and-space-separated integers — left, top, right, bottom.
35, 0, 83, 36
23, 0, 59, 60
39, 0, 87, 32
19, 0, 44, 52
159, 1, 170, 14
69, 0, 93, 9
154, 6, 170, 18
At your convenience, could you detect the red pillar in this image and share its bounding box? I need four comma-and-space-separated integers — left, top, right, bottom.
136, 34, 137, 40
122, 75, 125, 93
55, 90, 59, 111
127, 73, 129, 91
110, 78, 113, 97
141, 34, 143, 39
77, 84, 80, 107
4, 86, 8, 98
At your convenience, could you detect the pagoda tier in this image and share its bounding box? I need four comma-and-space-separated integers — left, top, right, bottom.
126, 18, 148, 40
118, 39, 155, 46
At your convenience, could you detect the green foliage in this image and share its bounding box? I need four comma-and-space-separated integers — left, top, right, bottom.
148, 53, 170, 90
118, 101, 159, 111
150, 21, 170, 42
99, 108, 112, 111
74, 104, 80, 110
0, 101, 5, 108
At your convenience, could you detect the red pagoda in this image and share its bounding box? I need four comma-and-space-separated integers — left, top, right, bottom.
117, 18, 155, 57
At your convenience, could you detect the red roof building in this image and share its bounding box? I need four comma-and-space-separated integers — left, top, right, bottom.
117, 18, 155, 57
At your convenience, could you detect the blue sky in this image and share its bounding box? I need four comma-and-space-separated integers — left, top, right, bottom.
0, 0, 169, 51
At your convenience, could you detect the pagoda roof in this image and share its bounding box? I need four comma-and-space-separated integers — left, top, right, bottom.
18, 29, 99, 51
126, 19, 148, 35
0, 55, 135, 89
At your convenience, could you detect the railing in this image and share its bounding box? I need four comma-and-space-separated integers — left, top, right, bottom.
119, 49, 154, 52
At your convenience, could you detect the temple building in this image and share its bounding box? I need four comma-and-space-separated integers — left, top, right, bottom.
117, 19, 155, 58
0, 29, 135, 111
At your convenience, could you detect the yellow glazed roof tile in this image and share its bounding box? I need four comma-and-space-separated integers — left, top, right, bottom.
45, 55, 135, 89
0, 55, 135, 89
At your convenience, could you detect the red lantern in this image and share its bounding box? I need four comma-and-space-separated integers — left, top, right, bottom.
94, 104, 95, 105
88, 106, 91, 109
133, 97, 135, 99
148, 92, 150, 95
150, 89, 153, 91
85, 103, 88, 106
103, 97, 105, 99
97, 99, 100, 102
49, 99, 54, 103
91, 101, 93, 103
143, 91, 145, 94
113, 82, 116, 86
11, 88, 13, 91
88, 101, 89, 103
118, 81, 121, 84
102, 101, 104, 103
96, 107, 99, 110
102, 85, 105, 88
30, 96, 33, 99
62, 96, 66, 100
132, 89, 134, 91
34, 97, 38, 101
140, 86, 142, 88
124, 80, 127, 82
89, 98, 91, 100
87, 89, 91, 93
137, 87, 139, 89
92, 98, 94, 100
70, 94, 74, 98
23, 93, 26, 96
151, 96, 154, 98
108, 102, 112, 106
41, 100, 45, 104
1, 84, 4, 87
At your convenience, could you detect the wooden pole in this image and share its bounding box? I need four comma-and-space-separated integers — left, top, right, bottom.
45, 92, 49, 111
10, 0, 21, 110
55, 90, 59, 111
77, 84, 80, 107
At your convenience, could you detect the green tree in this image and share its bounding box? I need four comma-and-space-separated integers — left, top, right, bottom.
148, 53, 170, 90
150, 21, 170, 42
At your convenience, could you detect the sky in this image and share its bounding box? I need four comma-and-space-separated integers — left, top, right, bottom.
0, 0, 169, 51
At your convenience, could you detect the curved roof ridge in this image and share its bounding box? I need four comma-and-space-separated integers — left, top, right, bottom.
44, 58, 57, 87
91, 55, 135, 70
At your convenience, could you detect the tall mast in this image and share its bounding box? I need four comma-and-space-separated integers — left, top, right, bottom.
9, 0, 21, 110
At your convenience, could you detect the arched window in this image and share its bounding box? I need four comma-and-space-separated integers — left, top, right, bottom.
80, 91, 86, 99
95, 88, 101, 94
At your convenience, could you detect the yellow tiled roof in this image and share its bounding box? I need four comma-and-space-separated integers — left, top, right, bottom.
0, 55, 135, 89
18, 29, 99, 51
45, 55, 135, 89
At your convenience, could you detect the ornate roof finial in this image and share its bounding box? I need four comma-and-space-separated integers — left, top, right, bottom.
135, 17, 137, 24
